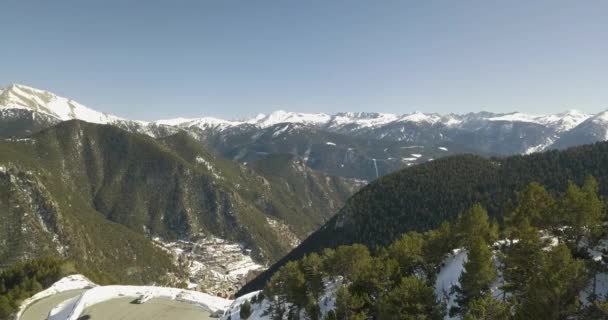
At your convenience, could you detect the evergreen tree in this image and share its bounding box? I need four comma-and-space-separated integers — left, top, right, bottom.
0, 296, 11, 320
422, 221, 453, 267
265, 261, 307, 317
504, 182, 556, 235
300, 253, 325, 300
386, 231, 425, 278
377, 275, 445, 320
453, 237, 496, 316
335, 286, 366, 320
349, 257, 400, 317
240, 300, 252, 319
501, 218, 548, 302
454, 204, 497, 249
560, 177, 604, 248
322, 244, 372, 283
463, 294, 510, 320
516, 244, 588, 319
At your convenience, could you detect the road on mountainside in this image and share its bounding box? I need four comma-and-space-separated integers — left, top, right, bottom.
80, 297, 212, 320
20, 289, 87, 320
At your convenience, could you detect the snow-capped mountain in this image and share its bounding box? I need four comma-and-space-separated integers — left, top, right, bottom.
488, 110, 591, 133
0, 83, 122, 124
551, 110, 608, 149
1, 83, 607, 180
0, 83, 178, 138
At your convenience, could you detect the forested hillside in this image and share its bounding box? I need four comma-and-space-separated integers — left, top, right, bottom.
240, 141, 608, 294
0, 120, 358, 284
230, 179, 608, 319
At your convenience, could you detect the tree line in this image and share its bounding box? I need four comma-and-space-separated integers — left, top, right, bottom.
251, 177, 608, 319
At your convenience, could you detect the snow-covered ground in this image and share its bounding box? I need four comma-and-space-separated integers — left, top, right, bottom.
47, 284, 231, 320
222, 277, 343, 320
16, 275, 96, 320
16, 274, 232, 320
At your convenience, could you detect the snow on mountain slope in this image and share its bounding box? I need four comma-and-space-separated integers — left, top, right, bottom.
489, 110, 591, 132
3, 84, 607, 158
0, 84, 123, 124
398, 111, 443, 124
537, 109, 591, 132
328, 112, 399, 128
251, 110, 332, 128
156, 116, 242, 131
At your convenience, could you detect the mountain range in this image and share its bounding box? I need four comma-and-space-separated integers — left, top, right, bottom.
239, 140, 608, 295
3, 82, 608, 295
0, 119, 360, 285
2, 84, 608, 182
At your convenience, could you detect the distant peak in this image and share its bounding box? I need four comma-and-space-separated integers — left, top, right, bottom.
0, 83, 122, 124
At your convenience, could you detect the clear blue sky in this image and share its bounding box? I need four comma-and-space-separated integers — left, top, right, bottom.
1, 0, 607, 120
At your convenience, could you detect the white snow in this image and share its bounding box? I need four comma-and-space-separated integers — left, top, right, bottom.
438, 147, 448, 151
330, 112, 399, 128
195, 156, 223, 180
325, 142, 336, 146
489, 110, 591, 133
252, 110, 331, 128
398, 111, 442, 124
0, 84, 124, 125
222, 277, 343, 320
16, 275, 96, 320
45, 283, 232, 320
434, 249, 467, 314
411, 153, 422, 158
155, 117, 240, 131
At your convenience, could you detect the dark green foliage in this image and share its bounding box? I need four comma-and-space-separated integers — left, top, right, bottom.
0, 120, 359, 284
560, 177, 605, 248
240, 300, 252, 319
500, 218, 547, 301
515, 244, 589, 319
242, 141, 608, 294
0, 257, 73, 319
377, 276, 445, 320
452, 237, 496, 317
265, 225, 451, 319
463, 294, 510, 320
454, 204, 498, 249
259, 179, 608, 319
504, 182, 556, 236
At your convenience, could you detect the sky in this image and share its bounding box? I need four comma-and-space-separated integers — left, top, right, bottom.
1, 0, 607, 120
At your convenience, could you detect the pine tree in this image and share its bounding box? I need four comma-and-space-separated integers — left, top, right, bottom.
377, 275, 445, 320
463, 294, 510, 320
504, 182, 556, 235
501, 218, 547, 302
322, 244, 372, 283
240, 300, 252, 319
560, 177, 604, 248
516, 244, 588, 319
0, 296, 12, 319
386, 231, 425, 277
300, 253, 325, 300
454, 204, 497, 249
335, 286, 366, 320
453, 237, 496, 316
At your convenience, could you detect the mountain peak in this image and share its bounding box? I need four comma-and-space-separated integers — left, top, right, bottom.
0, 83, 122, 124
252, 110, 331, 128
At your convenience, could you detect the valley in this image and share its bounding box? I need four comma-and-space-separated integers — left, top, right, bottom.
3, 84, 608, 320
